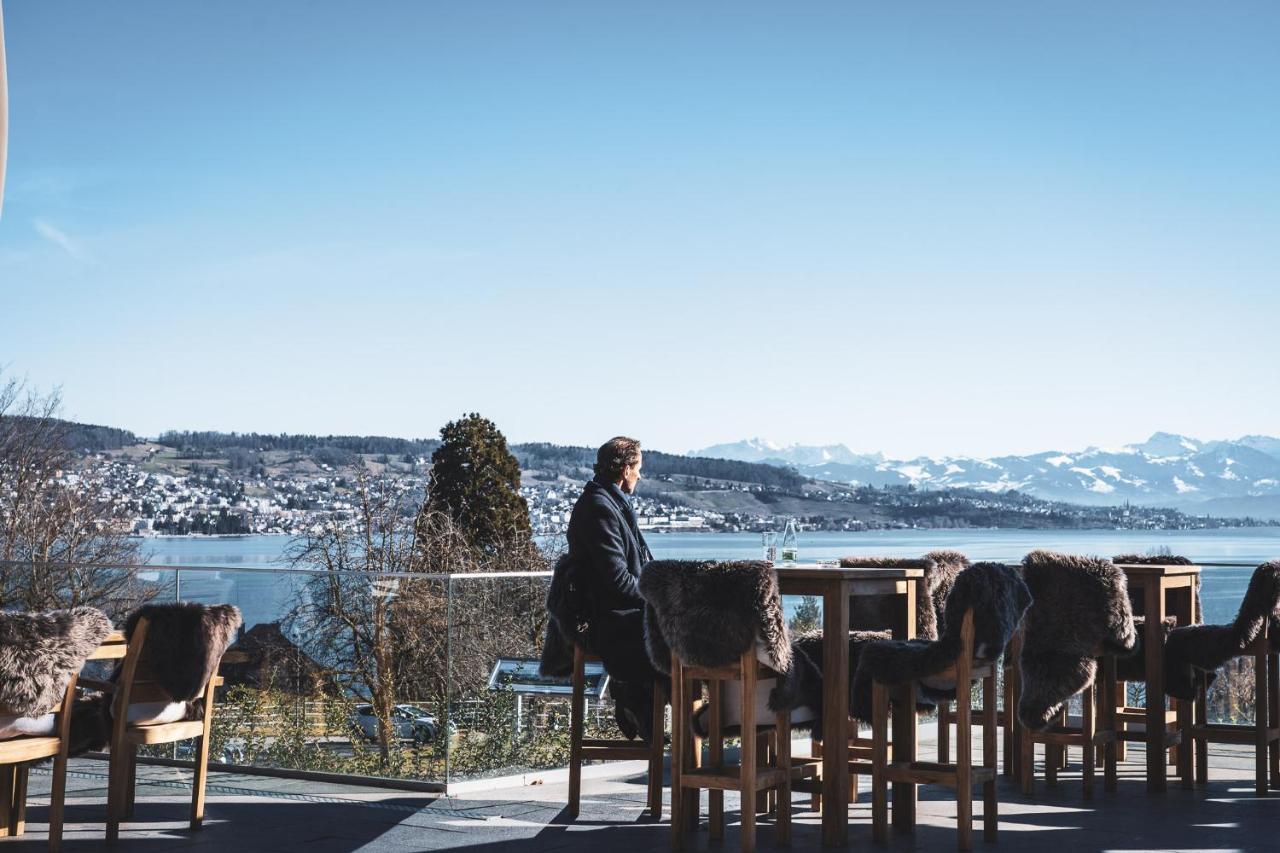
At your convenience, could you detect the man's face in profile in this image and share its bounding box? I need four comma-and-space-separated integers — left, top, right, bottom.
620, 451, 642, 495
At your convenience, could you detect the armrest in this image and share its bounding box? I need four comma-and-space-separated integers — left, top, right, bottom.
212, 676, 225, 687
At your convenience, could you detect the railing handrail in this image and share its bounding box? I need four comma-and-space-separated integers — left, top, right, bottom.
1, 557, 1269, 580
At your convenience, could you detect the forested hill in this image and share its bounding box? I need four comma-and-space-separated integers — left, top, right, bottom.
143, 430, 803, 488
513, 443, 807, 489
156, 430, 441, 458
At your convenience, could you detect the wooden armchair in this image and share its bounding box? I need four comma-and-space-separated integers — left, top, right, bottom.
0, 679, 77, 851
81, 618, 225, 844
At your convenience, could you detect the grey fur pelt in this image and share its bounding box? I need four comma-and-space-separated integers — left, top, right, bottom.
641, 560, 791, 676
539, 554, 584, 678
121, 602, 242, 702
0, 607, 112, 717
1163, 560, 1280, 700
1113, 553, 1204, 626
851, 563, 1030, 721
839, 551, 970, 640
1018, 551, 1137, 731
766, 629, 891, 733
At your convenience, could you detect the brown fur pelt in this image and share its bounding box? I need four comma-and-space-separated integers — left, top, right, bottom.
839, 552, 970, 640
0, 607, 112, 717
851, 562, 1030, 720
69, 602, 241, 755
121, 602, 242, 702
539, 554, 586, 678
1163, 560, 1280, 700
1113, 553, 1204, 626
1018, 551, 1136, 731
764, 629, 892, 733
641, 560, 791, 676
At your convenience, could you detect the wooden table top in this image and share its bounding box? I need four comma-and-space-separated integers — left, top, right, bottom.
771, 563, 925, 580
1114, 562, 1202, 577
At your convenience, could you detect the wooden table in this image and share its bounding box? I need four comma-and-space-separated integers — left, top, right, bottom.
773, 564, 924, 846
1114, 562, 1200, 793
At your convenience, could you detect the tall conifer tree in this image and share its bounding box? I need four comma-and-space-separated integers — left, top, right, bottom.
420, 413, 532, 553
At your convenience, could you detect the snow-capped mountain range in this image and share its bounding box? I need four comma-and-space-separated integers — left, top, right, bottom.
691, 433, 1280, 519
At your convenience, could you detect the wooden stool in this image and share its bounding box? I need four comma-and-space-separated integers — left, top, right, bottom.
1014, 630, 1122, 797
871, 611, 997, 852
671, 648, 792, 853
1183, 626, 1280, 795
567, 643, 666, 820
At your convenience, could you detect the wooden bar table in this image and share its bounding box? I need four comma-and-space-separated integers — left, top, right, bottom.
1114, 561, 1200, 793
773, 563, 924, 846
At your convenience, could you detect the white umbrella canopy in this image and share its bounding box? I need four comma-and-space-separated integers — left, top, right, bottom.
0, 1, 8, 218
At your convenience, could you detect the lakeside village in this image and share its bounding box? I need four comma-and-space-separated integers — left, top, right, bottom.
62, 454, 1260, 540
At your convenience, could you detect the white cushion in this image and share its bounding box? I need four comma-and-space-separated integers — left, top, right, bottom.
0, 713, 56, 739
714, 677, 817, 729
126, 701, 188, 726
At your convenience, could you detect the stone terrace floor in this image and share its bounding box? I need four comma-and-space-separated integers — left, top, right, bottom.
11, 729, 1280, 852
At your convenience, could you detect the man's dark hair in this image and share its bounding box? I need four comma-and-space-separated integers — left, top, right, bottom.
595, 436, 641, 481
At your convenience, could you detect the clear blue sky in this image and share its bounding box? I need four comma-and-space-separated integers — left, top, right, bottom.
2, 2, 1278, 459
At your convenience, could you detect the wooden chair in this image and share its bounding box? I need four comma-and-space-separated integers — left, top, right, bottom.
0, 630, 124, 852
936, 646, 1018, 776
1185, 635, 1279, 795
1168, 561, 1280, 795
80, 618, 225, 844
671, 646, 791, 853
1013, 630, 1122, 797
567, 642, 666, 820
871, 610, 998, 852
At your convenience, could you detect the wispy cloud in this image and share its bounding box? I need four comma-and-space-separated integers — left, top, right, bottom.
32, 218, 88, 261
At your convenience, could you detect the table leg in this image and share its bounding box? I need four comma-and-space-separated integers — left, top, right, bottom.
821, 582, 850, 846
891, 580, 918, 828
1144, 580, 1167, 792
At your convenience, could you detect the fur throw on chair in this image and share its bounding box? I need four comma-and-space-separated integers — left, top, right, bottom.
1163, 560, 1280, 700
121, 603, 242, 703
0, 607, 112, 717
839, 551, 970, 640
1113, 553, 1204, 626
851, 562, 1030, 720
641, 560, 792, 676
765, 629, 891, 734
539, 554, 586, 678
1017, 551, 1137, 731
69, 603, 241, 754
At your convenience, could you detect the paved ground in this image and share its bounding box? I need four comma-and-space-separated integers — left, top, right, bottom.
9, 729, 1279, 852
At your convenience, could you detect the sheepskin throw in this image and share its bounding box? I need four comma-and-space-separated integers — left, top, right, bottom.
640, 560, 791, 676
1018, 551, 1137, 731
839, 551, 970, 640
121, 602, 242, 702
1163, 560, 1280, 700
539, 554, 587, 678
1113, 553, 1204, 626
0, 607, 112, 717
851, 562, 1030, 720
770, 629, 890, 732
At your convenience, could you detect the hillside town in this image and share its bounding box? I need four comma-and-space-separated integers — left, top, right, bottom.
65, 450, 1265, 541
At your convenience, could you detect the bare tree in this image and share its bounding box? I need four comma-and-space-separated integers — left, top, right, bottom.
286, 474, 423, 762
0, 371, 145, 614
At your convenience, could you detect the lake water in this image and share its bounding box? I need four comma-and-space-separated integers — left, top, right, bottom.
138, 528, 1280, 630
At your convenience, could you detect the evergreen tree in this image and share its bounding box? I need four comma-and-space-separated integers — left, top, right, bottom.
420, 413, 532, 553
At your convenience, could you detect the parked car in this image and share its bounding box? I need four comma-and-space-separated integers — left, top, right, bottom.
348, 703, 441, 744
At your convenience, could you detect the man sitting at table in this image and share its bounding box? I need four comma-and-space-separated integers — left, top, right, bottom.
567, 435, 662, 742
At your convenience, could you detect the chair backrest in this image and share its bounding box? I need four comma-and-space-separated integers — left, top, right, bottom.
0, 607, 113, 719
1017, 551, 1135, 730
117, 602, 242, 704
839, 551, 970, 639
640, 560, 791, 675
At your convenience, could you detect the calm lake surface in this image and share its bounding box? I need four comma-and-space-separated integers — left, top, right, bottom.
139, 528, 1280, 630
